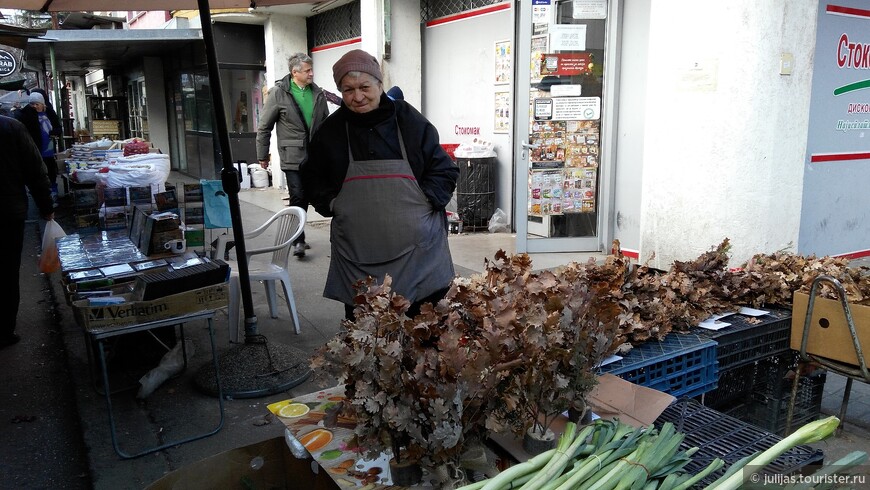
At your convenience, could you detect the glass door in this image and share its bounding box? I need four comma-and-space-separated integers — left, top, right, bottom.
127, 78, 148, 140
513, 0, 619, 253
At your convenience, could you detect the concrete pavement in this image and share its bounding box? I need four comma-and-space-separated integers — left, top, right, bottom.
1, 174, 868, 489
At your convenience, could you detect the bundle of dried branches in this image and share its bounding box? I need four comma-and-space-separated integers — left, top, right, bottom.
310, 251, 629, 467
615, 239, 736, 346
615, 239, 869, 346
729, 251, 868, 307
309, 240, 868, 467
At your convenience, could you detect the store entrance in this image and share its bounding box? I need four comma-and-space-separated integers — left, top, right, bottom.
513, 0, 618, 253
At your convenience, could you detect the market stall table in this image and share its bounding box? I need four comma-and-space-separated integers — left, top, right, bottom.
272, 380, 827, 489
58, 232, 230, 459
271, 386, 408, 488
87, 310, 224, 459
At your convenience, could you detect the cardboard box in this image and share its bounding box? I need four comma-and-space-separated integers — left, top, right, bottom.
140, 214, 182, 255
145, 435, 339, 490
791, 292, 870, 366
149, 229, 184, 255
72, 282, 229, 331
491, 374, 676, 463
586, 374, 677, 427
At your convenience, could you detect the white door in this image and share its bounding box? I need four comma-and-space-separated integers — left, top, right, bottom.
513, 0, 620, 253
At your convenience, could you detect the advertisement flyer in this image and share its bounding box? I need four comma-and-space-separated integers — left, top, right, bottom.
495, 40, 512, 84
529, 169, 564, 216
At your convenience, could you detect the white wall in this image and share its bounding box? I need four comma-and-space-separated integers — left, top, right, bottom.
262, 13, 308, 189
360, 0, 382, 60
637, 0, 817, 268
423, 9, 514, 222
143, 57, 169, 156
312, 43, 359, 95
613, 0, 650, 258
309, 2, 422, 106
382, 0, 422, 107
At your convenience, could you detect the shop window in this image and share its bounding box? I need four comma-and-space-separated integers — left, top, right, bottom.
220, 68, 265, 134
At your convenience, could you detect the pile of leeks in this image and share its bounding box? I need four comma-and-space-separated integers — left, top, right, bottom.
458, 416, 862, 490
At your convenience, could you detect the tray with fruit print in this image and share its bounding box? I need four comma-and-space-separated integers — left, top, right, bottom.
268, 386, 437, 489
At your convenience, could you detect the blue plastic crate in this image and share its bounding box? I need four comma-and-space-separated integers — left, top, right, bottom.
600, 333, 719, 398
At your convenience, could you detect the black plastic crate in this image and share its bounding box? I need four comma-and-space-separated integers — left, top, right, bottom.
752, 350, 799, 397
746, 354, 827, 436
721, 402, 749, 420
701, 362, 756, 411
600, 333, 718, 398
655, 398, 824, 487
693, 307, 791, 371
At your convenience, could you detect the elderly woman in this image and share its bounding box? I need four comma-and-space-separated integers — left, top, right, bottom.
301, 49, 459, 320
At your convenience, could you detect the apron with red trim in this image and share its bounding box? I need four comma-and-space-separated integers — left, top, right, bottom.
324, 125, 454, 305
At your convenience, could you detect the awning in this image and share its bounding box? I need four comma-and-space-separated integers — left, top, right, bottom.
25, 28, 204, 74
0, 22, 47, 49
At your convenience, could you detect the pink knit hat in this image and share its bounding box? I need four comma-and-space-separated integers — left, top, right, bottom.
332, 49, 382, 87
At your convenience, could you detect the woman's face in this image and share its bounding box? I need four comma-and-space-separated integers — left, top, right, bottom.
339, 72, 383, 114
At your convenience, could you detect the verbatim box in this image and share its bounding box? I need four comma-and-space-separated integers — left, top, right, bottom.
791, 292, 870, 366
72, 282, 228, 332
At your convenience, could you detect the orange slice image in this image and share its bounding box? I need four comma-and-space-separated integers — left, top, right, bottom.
299, 428, 333, 452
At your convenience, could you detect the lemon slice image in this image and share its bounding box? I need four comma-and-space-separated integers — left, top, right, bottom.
278, 402, 310, 418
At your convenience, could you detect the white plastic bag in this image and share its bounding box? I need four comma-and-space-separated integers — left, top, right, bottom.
488, 208, 510, 233
137, 340, 194, 399
39, 219, 67, 274
106, 154, 170, 189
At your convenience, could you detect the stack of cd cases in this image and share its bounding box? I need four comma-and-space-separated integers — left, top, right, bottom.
132, 258, 230, 300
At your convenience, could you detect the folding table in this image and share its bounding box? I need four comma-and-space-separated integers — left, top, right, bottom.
88, 309, 224, 459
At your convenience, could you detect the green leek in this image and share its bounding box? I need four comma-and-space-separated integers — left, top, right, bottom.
704, 416, 841, 490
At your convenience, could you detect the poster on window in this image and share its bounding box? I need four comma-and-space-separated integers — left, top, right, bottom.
495, 40, 512, 85
529, 169, 564, 216
530, 34, 549, 83
494, 91, 511, 133
564, 119, 600, 168
562, 167, 597, 213
572, 0, 607, 19
529, 120, 567, 167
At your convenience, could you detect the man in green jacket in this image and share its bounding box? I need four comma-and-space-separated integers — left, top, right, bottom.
256, 52, 330, 258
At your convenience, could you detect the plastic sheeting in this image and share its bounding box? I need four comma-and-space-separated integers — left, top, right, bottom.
105, 153, 170, 190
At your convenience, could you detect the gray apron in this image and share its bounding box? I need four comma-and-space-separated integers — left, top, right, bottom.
324, 125, 455, 305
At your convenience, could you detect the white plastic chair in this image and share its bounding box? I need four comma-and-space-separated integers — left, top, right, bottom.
213, 206, 306, 342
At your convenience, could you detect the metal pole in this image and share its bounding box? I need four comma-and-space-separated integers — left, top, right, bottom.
197, 0, 259, 338
193, 0, 311, 399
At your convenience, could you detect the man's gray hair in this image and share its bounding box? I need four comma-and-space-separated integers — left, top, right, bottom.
289, 52, 313, 72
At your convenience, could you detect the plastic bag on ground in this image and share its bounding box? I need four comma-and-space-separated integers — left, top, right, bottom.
39, 219, 67, 274
488, 208, 510, 233
137, 340, 194, 399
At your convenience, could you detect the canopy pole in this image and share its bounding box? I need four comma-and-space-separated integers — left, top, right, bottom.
48, 43, 64, 148
194, 0, 311, 398
197, 0, 256, 333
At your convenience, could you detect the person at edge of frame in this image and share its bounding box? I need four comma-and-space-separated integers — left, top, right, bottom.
15, 90, 61, 205
256, 52, 330, 259
300, 49, 460, 321
0, 115, 55, 348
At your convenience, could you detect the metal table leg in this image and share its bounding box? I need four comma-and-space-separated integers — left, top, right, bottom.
88, 323, 186, 396
96, 316, 224, 459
